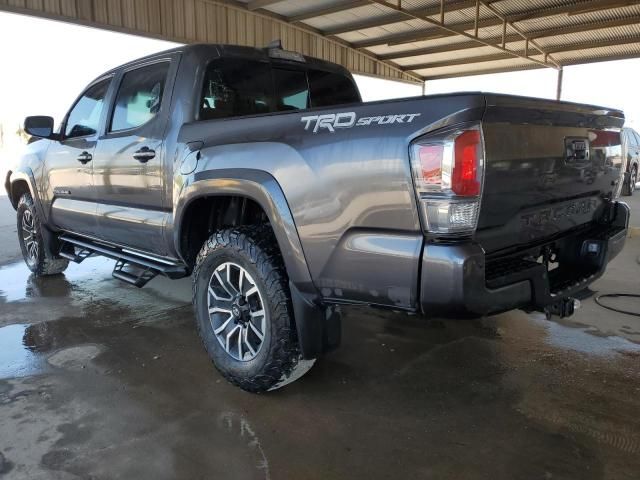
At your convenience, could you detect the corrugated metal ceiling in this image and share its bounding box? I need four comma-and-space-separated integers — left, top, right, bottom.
239, 0, 640, 80
1, 0, 638, 82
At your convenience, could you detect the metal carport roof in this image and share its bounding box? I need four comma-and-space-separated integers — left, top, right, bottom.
1, 0, 639, 84
248, 0, 640, 81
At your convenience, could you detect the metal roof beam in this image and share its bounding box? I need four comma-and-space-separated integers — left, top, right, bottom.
561, 50, 640, 66
546, 34, 640, 54
407, 52, 515, 70
288, 1, 370, 23
252, 0, 636, 28
378, 37, 522, 60
365, 0, 558, 69
421, 47, 640, 79
324, 0, 475, 35
424, 64, 543, 80
379, 16, 640, 61
344, 16, 503, 45
247, 0, 283, 11
352, 0, 639, 48
404, 35, 640, 70
478, 0, 558, 68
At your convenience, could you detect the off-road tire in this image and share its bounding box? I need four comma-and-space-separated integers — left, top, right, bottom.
192, 225, 315, 393
623, 165, 637, 196
16, 193, 69, 276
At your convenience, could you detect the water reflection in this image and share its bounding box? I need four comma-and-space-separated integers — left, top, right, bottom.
0, 260, 100, 302
25, 273, 73, 298
0, 324, 46, 379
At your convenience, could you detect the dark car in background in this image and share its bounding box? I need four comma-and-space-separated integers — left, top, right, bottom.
622, 127, 640, 195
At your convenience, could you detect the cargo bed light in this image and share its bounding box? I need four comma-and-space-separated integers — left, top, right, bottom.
410, 125, 484, 236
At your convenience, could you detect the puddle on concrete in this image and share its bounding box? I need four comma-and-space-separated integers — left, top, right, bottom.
0, 324, 46, 379
0, 258, 113, 303
529, 312, 640, 356
0, 322, 106, 379
0, 257, 190, 310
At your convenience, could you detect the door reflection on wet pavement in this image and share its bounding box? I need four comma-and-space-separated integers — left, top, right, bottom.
0, 258, 639, 479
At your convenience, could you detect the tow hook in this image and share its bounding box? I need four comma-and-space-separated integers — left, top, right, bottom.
545, 297, 579, 318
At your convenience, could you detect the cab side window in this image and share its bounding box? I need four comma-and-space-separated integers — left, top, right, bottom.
64, 78, 111, 139
200, 59, 273, 120
110, 62, 169, 132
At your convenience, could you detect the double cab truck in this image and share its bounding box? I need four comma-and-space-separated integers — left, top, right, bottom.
6, 43, 629, 392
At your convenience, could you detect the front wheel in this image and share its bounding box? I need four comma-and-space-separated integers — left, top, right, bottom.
192, 226, 315, 393
16, 193, 69, 276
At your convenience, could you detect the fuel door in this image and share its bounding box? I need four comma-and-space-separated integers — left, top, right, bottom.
180, 141, 203, 175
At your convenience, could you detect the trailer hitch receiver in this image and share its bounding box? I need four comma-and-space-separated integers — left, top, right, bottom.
545, 297, 577, 318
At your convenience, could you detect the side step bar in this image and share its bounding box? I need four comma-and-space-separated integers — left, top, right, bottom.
112, 259, 160, 288
59, 246, 93, 263
59, 234, 188, 287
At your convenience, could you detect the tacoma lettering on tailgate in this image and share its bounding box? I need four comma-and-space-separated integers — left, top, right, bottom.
521, 199, 598, 227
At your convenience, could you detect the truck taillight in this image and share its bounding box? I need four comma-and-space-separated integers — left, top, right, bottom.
410, 125, 484, 236
452, 130, 481, 196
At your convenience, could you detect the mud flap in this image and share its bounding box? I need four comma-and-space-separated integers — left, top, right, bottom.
289, 282, 341, 359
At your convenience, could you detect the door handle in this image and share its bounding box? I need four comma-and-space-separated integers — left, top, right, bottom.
133, 147, 156, 163
77, 151, 92, 164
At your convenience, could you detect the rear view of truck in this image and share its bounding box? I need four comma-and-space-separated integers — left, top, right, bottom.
413, 94, 629, 318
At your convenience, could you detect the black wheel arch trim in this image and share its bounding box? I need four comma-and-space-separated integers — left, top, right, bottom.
8, 170, 38, 210
175, 168, 341, 359
10, 169, 62, 259
176, 169, 312, 291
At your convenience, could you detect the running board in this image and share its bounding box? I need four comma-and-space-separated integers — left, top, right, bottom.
59, 234, 188, 287
59, 247, 93, 263
112, 259, 159, 287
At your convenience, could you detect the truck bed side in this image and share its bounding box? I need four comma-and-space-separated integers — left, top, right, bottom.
178, 93, 486, 309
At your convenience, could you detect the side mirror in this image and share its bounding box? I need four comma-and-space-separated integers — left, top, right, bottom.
24, 116, 55, 139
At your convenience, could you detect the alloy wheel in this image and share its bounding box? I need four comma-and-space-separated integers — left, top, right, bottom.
207, 262, 267, 361
21, 209, 39, 267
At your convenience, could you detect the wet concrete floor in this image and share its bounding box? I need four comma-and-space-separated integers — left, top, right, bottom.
1, 245, 640, 479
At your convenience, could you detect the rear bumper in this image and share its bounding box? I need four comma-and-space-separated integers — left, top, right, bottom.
419, 201, 629, 318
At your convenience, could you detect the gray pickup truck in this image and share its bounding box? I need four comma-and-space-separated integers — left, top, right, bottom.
5, 43, 630, 392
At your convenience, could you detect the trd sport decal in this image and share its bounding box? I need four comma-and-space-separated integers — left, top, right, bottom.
301, 112, 421, 133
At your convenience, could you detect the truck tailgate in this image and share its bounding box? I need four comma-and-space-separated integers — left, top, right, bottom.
476, 94, 625, 254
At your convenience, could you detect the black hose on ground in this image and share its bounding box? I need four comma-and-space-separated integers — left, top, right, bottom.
594, 293, 640, 317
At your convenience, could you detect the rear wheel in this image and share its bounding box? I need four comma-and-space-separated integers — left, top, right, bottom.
623, 165, 637, 196
192, 226, 315, 393
16, 193, 68, 276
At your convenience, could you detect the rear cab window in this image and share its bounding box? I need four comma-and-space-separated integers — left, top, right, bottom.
307, 69, 360, 107
272, 68, 309, 111
198, 57, 360, 121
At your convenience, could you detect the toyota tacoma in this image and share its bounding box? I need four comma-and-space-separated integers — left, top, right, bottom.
5, 43, 629, 392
